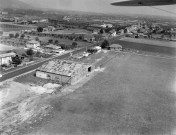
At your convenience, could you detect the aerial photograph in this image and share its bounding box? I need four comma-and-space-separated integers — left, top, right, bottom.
0, 0, 176, 135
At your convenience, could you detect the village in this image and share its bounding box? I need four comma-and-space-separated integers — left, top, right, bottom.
1, 4, 176, 135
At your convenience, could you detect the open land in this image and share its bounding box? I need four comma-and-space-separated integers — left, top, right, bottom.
0, 44, 19, 53
0, 22, 37, 32
110, 37, 176, 55
27, 52, 176, 135
120, 37, 176, 48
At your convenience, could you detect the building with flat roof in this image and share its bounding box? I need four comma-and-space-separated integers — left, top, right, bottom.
36, 60, 93, 85
0, 52, 16, 66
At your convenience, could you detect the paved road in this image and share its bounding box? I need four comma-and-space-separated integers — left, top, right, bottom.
0, 47, 89, 82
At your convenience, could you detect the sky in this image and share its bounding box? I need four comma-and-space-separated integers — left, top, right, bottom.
20, 0, 176, 17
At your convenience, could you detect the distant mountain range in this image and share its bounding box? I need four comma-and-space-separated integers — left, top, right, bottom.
0, 0, 33, 9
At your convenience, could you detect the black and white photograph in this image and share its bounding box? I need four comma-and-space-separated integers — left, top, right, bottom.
0, 0, 176, 135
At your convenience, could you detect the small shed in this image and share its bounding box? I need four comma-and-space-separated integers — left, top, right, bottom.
109, 44, 122, 51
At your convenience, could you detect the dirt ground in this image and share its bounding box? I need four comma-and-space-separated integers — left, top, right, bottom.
28, 52, 176, 135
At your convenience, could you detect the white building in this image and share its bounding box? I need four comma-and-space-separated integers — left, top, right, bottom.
109, 29, 117, 37
26, 40, 40, 49
0, 52, 16, 66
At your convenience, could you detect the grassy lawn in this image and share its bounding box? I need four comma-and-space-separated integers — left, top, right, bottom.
34, 52, 176, 135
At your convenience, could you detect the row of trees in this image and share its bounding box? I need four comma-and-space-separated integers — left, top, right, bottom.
60, 42, 78, 50
9, 33, 25, 39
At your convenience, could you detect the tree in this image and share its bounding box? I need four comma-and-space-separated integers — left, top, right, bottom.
55, 40, 59, 44
100, 29, 104, 34
12, 55, 22, 65
35, 37, 39, 41
37, 27, 43, 33
15, 33, 19, 38
101, 40, 109, 49
26, 49, 34, 57
27, 35, 30, 39
72, 42, 78, 48
20, 34, 25, 39
9, 33, 14, 38
48, 39, 53, 44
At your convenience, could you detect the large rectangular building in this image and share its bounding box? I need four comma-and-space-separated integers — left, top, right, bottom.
36, 60, 93, 85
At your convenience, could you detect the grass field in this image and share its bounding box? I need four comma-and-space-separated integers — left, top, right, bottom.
0, 23, 36, 32
32, 52, 176, 135
121, 37, 176, 48
52, 29, 91, 35
110, 38, 176, 55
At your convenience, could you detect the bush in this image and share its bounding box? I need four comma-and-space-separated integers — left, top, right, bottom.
9, 33, 14, 38
37, 27, 43, 32
1, 64, 7, 68
15, 33, 19, 38
26, 49, 34, 56
101, 40, 109, 49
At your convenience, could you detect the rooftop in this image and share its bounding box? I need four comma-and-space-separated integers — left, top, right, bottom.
37, 60, 88, 76
109, 44, 122, 48
27, 40, 39, 44
45, 44, 61, 50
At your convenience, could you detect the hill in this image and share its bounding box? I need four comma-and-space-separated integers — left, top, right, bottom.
0, 0, 33, 9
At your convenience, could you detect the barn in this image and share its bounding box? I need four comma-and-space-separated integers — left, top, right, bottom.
36, 60, 93, 85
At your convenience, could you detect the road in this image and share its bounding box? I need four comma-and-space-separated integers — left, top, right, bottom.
0, 47, 89, 82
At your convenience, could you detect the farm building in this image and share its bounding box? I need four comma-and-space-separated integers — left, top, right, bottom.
36, 60, 94, 85
109, 44, 122, 51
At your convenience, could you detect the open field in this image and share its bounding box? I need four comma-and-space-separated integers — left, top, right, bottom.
31, 52, 176, 135
110, 38, 176, 56
121, 37, 176, 48
51, 29, 91, 35
0, 43, 19, 53
0, 23, 37, 32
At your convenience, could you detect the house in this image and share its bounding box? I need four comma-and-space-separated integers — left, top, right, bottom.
101, 24, 113, 28
45, 44, 61, 50
36, 60, 93, 85
26, 40, 40, 49
84, 34, 95, 42
93, 46, 102, 53
109, 44, 122, 51
48, 26, 56, 31
109, 29, 117, 37
0, 52, 16, 66
44, 44, 62, 53
39, 19, 48, 23
119, 29, 124, 35
92, 29, 99, 34
88, 46, 101, 54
